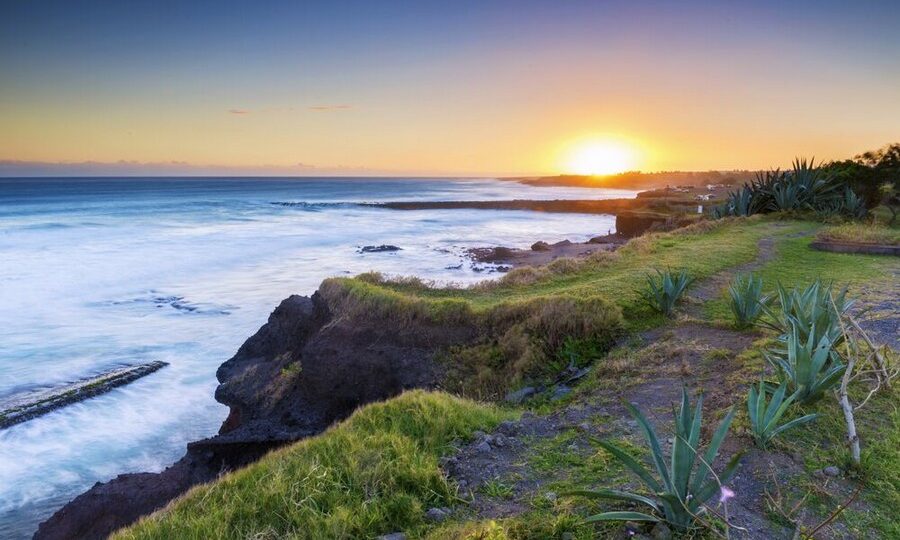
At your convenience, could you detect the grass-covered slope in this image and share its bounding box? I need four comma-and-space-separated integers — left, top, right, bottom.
115, 216, 899, 539
115, 391, 508, 540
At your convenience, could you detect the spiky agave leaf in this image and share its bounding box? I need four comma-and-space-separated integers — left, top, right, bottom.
585, 511, 660, 523
565, 489, 661, 513
571, 390, 741, 530
766, 323, 846, 404
747, 379, 819, 448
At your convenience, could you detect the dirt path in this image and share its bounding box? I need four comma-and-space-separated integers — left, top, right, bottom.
684, 225, 811, 318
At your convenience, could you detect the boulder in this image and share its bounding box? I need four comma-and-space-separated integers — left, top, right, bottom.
358, 244, 402, 253
505, 386, 536, 404
424, 507, 451, 522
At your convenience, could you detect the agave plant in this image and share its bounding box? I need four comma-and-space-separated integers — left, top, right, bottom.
770, 180, 803, 211
728, 274, 769, 329
747, 379, 819, 449
765, 322, 846, 404
641, 269, 694, 317
840, 187, 868, 219
761, 280, 852, 362
726, 186, 755, 217
567, 389, 740, 530
789, 158, 841, 209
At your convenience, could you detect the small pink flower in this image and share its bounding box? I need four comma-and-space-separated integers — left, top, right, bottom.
719, 486, 735, 503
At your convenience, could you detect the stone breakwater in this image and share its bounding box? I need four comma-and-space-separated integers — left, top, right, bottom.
0, 361, 169, 430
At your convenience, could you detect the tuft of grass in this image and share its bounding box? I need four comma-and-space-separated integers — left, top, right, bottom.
480, 479, 515, 499
817, 222, 900, 246
493, 266, 552, 288
546, 257, 581, 275
115, 391, 508, 540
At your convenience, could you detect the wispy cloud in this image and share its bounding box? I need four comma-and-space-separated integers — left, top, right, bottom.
228, 108, 250, 115
308, 104, 352, 111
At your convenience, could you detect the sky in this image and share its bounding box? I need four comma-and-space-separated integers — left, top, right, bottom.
1, 0, 898, 176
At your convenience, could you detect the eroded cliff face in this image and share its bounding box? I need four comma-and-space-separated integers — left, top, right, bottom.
35, 290, 470, 540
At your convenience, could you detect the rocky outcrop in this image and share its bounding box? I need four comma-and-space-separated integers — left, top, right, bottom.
615, 211, 669, 237
36, 291, 465, 540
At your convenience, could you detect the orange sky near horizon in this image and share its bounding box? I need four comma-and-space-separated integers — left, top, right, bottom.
2, 1, 898, 177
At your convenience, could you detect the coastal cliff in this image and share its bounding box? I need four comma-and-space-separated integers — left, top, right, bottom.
34, 291, 469, 540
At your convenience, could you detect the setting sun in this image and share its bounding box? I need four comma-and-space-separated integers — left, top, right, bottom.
563, 140, 639, 176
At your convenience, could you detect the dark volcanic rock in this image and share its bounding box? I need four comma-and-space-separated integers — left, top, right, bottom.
358, 244, 402, 253
531, 241, 551, 251
615, 211, 671, 237
467, 246, 516, 263
37, 291, 472, 540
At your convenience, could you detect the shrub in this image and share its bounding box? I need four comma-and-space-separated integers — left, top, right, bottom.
488, 295, 624, 354
567, 389, 740, 530
764, 321, 846, 405
747, 379, 819, 449
728, 274, 769, 329
446, 296, 624, 400
840, 187, 868, 219
583, 249, 621, 268
640, 269, 694, 317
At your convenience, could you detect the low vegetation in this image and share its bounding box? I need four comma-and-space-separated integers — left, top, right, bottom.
765, 323, 845, 405
715, 158, 873, 220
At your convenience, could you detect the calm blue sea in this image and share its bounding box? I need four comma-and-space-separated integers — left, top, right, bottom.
0, 177, 635, 538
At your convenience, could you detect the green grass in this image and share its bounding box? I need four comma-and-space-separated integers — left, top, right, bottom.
115, 391, 509, 540
330, 218, 790, 325
480, 479, 516, 499
777, 388, 900, 538
703, 224, 899, 322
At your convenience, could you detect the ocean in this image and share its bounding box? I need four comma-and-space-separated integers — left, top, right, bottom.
0, 177, 635, 538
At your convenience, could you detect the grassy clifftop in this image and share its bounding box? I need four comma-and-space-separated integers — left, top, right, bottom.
115, 216, 899, 539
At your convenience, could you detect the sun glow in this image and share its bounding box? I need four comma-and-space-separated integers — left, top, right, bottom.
563, 139, 638, 176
